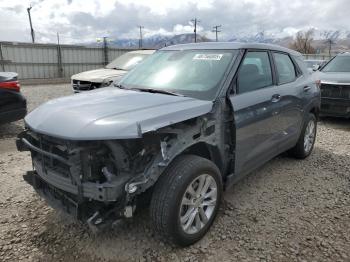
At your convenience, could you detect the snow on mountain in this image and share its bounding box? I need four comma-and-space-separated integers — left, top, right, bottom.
94, 29, 350, 50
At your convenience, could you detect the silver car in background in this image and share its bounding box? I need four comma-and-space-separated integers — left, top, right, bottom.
71, 50, 155, 92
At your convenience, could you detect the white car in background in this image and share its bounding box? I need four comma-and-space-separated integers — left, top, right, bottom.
71, 50, 155, 92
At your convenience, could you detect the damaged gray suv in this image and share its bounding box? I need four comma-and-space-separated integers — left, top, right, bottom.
17, 43, 320, 246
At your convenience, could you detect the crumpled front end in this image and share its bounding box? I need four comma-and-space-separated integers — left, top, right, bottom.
17, 99, 225, 232
17, 129, 160, 231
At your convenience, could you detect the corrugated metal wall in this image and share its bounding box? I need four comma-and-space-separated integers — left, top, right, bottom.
0, 42, 138, 79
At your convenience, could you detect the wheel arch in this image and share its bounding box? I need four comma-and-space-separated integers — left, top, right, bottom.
180, 142, 224, 174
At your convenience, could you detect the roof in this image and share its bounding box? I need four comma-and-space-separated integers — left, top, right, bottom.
128, 49, 156, 55
161, 42, 302, 56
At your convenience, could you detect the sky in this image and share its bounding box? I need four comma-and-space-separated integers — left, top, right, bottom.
0, 0, 349, 44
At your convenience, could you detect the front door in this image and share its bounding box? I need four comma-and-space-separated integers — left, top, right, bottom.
229, 50, 281, 177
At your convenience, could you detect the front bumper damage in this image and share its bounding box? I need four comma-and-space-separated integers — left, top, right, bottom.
16, 104, 224, 232
22, 170, 127, 232
16, 131, 149, 232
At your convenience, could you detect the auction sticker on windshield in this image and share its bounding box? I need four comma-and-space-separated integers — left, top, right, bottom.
193, 54, 223, 60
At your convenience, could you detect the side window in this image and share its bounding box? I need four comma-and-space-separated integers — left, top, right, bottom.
237, 51, 273, 94
273, 53, 297, 84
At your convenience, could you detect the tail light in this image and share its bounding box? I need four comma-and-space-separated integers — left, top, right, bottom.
0, 81, 21, 92
315, 80, 321, 88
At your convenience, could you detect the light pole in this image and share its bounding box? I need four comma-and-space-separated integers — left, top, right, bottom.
27, 6, 35, 43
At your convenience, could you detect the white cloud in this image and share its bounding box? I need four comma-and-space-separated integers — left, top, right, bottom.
0, 0, 350, 43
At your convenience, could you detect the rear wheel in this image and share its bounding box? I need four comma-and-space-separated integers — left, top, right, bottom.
150, 155, 222, 246
289, 113, 317, 159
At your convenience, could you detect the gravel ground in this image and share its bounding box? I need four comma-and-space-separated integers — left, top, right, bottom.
0, 84, 349, 262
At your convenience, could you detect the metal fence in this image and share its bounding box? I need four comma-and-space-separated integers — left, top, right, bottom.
0, 41, 340, 80
303, 54, 335, 61
0, 41, 141, 80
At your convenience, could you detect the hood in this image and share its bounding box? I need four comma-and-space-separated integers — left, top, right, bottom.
25, 88, 213, 140
71, 68, 127, 82
313, 71, 350, 84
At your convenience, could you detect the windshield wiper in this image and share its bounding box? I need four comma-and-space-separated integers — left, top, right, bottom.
131, 87, 184, 97
114, 85, 184, 97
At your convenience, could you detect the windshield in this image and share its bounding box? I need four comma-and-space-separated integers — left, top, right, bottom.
322, 56, 350, 72
119, 50, 237, 100
106, 52, 150, 71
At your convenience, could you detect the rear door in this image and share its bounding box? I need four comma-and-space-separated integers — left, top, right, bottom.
229, 50, 281, 177
271, 52, 305, 150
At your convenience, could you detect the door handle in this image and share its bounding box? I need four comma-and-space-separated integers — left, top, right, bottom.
271, 94, 281, 103
303, 86, 311, 92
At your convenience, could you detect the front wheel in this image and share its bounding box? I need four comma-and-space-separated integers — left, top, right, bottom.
289, 113, 317, 159
150, 155, 222, 246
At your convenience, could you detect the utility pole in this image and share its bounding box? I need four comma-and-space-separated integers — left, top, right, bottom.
212, 25, 222, 42
191, 18, 200, 43
327, 39, 333, 57
56, 32, 63, 78
27, 6, 35, 43
138, 25, 144, 49
103, 37, 108, 65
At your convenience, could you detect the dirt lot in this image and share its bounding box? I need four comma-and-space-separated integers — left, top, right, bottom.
0, 84, 349, 262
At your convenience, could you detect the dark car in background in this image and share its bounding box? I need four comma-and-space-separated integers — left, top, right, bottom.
0, 72, 27, 125
18, 43, 320, 246
314, 52, 350, 118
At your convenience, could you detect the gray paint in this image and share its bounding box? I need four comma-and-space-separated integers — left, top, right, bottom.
19, 42, 321, 227
228, 47, 319, 177
24, 87, 213, 140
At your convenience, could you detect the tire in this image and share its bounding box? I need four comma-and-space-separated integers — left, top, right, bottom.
150, 155, 222, 246
289, 113, 317, 159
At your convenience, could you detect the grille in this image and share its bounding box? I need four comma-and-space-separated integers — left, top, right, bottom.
72, 80, 102, 91
321, 83, 350, 99
26, 132, 73, 179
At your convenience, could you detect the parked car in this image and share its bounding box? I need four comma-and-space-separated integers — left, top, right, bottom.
0, 72, 27, 125
304, 59, 327, 72
17, 43, 320, 246
313, 52, 350, 118
71, 50, 155, 92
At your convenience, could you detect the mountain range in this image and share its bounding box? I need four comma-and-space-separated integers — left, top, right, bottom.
96, 29, 350, 53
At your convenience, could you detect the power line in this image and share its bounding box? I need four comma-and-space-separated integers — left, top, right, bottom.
191, 18, 200, 43
27, 6, 35, 43
212, 25, 222, 42
138, 25, 144, 49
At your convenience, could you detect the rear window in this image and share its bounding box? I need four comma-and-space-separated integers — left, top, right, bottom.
273, 53, 297, 84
